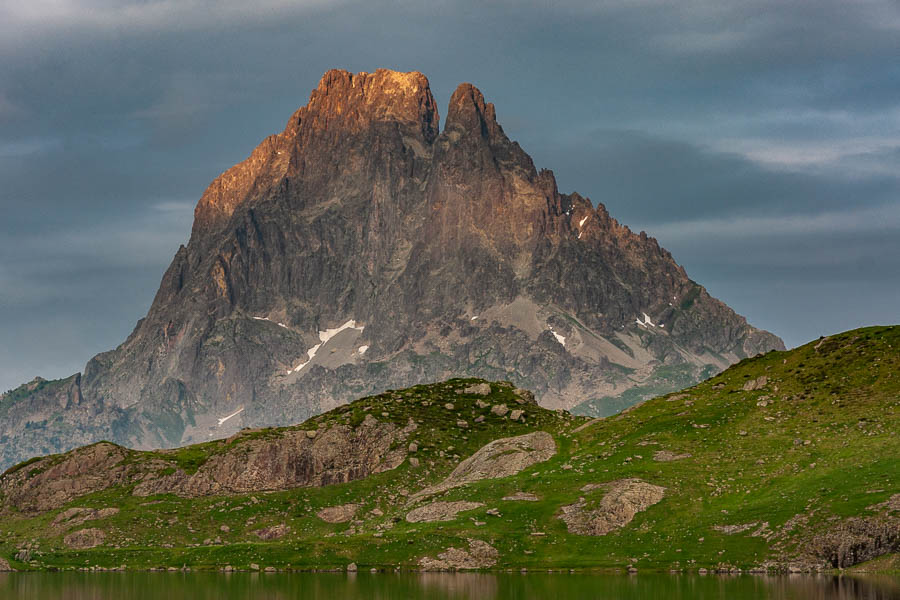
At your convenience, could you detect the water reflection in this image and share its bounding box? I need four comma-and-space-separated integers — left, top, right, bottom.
0, 572, 897, 600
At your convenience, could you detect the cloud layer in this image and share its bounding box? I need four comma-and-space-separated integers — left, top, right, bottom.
1, 0, 898, 390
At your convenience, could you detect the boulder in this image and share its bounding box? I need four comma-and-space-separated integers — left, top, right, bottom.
317, 503, 360, 524
743, 376, 768, 391
405, 501, 485, 523
490, 404, 509, 417
559, 478, 665, 536
51, 507, 119, 531
460, 383, 492, 396
64, 528, 106, 549
253, 523, 290, 540
653, 450, 691, 462
419, 539, 498, 570
502, 491, 540, 501
411, 432, 556, 500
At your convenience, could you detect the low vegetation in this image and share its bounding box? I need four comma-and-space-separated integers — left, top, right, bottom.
0, 326, 897, 573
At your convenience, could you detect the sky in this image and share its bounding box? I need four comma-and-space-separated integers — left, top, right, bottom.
1, 0, 898, 392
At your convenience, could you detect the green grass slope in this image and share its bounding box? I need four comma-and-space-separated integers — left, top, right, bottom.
0, 326, 897, 573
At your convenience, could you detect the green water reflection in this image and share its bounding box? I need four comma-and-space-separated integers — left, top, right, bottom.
0, 572, 898, 599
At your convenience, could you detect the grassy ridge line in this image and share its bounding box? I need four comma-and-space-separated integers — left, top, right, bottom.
0, 326, 897, 572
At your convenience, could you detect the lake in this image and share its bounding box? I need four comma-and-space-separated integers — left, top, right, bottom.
1, 572, 899, 599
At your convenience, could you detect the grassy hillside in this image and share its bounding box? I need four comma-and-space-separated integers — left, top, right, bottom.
0, 326, 897, 573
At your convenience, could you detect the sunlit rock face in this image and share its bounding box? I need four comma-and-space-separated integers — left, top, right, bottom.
0, 69, 783, 469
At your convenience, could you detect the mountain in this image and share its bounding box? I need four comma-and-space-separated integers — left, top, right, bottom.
0, 68, 782, 470
0, 326, 896, 572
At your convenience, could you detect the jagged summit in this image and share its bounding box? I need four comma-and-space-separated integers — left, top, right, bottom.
0, 69, 783, 470
194, 69, 439, 234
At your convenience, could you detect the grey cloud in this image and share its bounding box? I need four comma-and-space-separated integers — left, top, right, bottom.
526, 129, 899, 226
0, 0, 898, 391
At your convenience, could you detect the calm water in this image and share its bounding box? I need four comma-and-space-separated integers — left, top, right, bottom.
1, 572, 898, 600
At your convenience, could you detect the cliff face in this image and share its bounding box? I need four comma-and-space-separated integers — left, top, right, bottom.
0, 69, 783, 469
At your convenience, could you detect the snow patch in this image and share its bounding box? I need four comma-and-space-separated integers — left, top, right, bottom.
217, 407, 244, 427
254, 316, 288, 329
549, 327, 566, 346
471, 315, 478, 321
358, 345, 369, 355
287, 320, 364, 374
579, 216, 588, 227
578, 231, 583, 239
636, 313, 656, 328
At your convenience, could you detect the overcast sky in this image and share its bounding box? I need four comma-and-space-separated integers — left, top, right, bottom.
1, 0, 898, 392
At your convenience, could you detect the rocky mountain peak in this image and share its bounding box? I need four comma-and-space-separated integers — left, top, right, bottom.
445, 82, 500, 140
0, 68, 785, 471
193, 68, 439, 236
302, 68, 439, 140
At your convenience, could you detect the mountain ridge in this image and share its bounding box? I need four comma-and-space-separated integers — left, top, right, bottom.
0, 68, 783, 470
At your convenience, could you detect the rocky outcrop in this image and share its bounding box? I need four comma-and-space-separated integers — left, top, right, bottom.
63, 528, 105, 549
459, 383, 492, 396
52, 507, 119, 531
406, 501, 485, 523
713, 522, 758, 535
559, 478, 666, 536
0, 68, 783, 469
411, 432, 556, 500
502, 491, 540, 501
743, 376, 769, 391
317, 503, 360, 524
253, 524, 290, 541
1, 415, 411, 513
806, 516, 900, 568
0, 442, 130, 514
419, 539, 499, 570
653, 450, 691, 462
133, 415, 410, 498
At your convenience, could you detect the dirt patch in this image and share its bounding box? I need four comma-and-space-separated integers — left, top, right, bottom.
406, 501, 484, 523
559, 478, 666, 536
419, 539, 498, 570
253, 523, 290, 540
502, 491, 540, 502
64, 528, 106, 549
317, 503, 360, 524
653, 450, 691, 462
411, 432, 556, 500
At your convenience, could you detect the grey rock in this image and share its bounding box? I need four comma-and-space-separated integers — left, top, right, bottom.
412, 431, 556, 500
491, 404, 510, 417
0, 68, 783, 470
